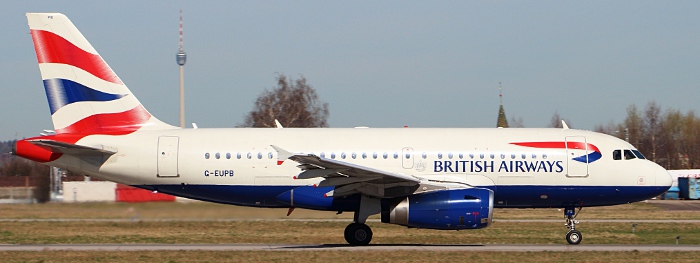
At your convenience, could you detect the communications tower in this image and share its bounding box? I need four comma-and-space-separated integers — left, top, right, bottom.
176, 9, 187, 128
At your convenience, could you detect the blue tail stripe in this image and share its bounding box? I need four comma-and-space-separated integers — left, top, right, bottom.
43, 78, 126, 114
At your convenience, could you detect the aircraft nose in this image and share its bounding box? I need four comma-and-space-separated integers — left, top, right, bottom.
654, 164, 672, 188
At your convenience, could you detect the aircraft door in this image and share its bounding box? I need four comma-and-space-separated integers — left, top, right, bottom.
565, 136, 589, 177
402, 147, 414, 169
157, 136, 179, 177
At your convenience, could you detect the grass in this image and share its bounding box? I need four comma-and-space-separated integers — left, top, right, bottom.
1, 199, 699, 220
1, 201, 700, 262
0, 251, 699, 263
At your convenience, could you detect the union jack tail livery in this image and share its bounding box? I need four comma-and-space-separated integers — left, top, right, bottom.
27, 13, 173, 134
17, 13, 175, 163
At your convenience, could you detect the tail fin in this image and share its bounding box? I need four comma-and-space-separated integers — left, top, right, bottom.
26, 13, 175, 135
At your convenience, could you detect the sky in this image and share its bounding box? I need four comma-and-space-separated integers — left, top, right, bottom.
2, 1, 700, 141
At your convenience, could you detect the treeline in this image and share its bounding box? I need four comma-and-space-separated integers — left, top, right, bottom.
595, 101, 700, 170
0, 140, 51, 177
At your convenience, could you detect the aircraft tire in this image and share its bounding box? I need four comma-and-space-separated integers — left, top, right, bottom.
344, 223, 373, 246
566, 230, 582, 245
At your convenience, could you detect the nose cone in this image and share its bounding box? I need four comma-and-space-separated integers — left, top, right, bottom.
654, 164, 673, 189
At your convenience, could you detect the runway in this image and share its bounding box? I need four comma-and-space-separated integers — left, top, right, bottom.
1, 243, 700, 252
2, 218, 700, 223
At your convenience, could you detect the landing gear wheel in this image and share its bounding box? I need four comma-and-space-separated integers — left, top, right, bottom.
344, 223, 373, 246
563, 206, 583, 245
566, 230, 582, 245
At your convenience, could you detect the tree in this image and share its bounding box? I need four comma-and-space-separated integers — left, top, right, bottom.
548, 112, 572, 128
242, 74, 329, 128
624, 104, 643, 149
643, 101, 662, 162
509, 116, 525, 128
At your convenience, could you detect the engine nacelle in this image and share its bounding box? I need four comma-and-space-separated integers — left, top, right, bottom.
381, 188, 493, 230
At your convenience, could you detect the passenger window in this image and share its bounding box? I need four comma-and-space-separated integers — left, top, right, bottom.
352, 152, 357, 159
521, 154, 526, 159
480, 154, 485, 159
320, 152, 325, 158
373, 152, 378, 159
422, 152, 427, 159
405, 153, 411, 159
205, 153, 210, 159
268, 152, 273, 159
383, 153, 388, 159
624, 150, 636, 160
226, 153, 231, 159
341, 153, 346, 159
511, 154, 516, 159
458, 153, 463, 159
532, 154, 537, 159
331, 153, 336, 159
438, 153, 443, 159
469, 153, 474, 159
448, 153, 453, 159
215, 153, 220, 159
543, 154, 547, 159
500, 154, 506, 159
613, 150, 621, 160
257, 152, 262, 159
247, 153, 252, 159
394, 153, 399, 159
362, 153, 367, 159
490, 154, 494, 159
237, 153, 241, 159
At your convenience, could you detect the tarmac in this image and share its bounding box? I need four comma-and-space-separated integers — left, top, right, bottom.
1, 244, 700, 252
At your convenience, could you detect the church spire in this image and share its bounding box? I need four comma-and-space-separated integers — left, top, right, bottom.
497, 82, 509, 128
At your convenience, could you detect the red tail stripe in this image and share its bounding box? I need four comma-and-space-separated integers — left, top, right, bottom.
30, 30, 123, 85
17, 106, 151, 163
55, 105, 151, 135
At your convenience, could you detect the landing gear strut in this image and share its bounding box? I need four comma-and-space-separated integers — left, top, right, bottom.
344, 223, 373, 246
564, 207, 582, 245
344, 195, 379, 245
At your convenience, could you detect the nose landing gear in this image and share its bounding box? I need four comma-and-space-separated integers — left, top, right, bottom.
564, 207, 582, 245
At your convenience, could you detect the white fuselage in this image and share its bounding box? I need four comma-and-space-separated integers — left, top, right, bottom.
48, 127, 672, 209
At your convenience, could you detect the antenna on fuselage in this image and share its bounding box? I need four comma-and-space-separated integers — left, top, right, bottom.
561, 120, 570, 130
275, 119, 284, 129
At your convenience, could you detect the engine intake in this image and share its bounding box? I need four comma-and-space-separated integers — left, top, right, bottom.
381, 188, 493, 230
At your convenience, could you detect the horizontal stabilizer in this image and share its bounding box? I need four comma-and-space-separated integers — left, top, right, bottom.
27, 139, 116, 156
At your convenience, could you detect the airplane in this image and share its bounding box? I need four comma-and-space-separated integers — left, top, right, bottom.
14, 13, 672, 246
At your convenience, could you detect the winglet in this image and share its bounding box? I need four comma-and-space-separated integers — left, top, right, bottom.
271, 145, 293, 165
561, 120, 570, 130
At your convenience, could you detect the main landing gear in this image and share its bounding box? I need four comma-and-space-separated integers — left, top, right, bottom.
344, 195, 379, 245
564, 207, 582, 245
344, 223, 373, 246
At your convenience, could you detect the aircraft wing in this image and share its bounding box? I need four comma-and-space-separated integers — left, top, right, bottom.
271, 145, 421, 198
27, 139, 116, 156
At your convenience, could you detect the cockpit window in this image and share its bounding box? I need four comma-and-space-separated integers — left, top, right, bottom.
632, 150, 646, 159
613, 150, 621, 160
624, 150, 636, 160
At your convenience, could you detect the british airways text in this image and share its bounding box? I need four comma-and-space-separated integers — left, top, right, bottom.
434, 160, 564, 173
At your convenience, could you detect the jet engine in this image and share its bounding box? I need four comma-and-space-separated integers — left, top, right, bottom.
381, 188, 493, 230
